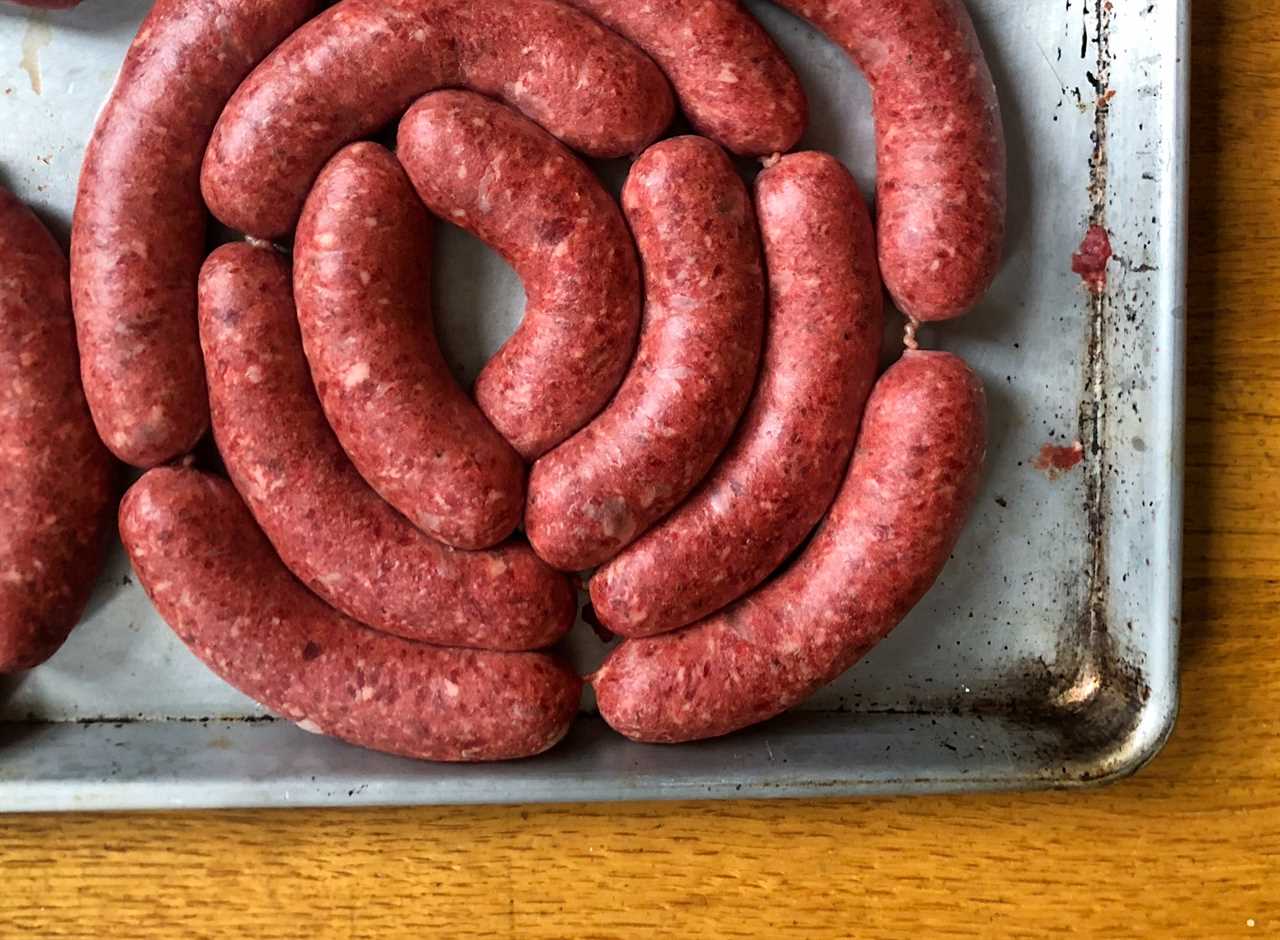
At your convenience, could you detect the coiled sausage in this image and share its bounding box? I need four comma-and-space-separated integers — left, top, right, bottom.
70, 0, 318, 467
202, 0, 675, 240
592, 350, 987, 743
590, 152, 882, 637
772, 0, 1006, 321
396, 90, 642, 460
293, 143, 525, 551
561, 0, 806, 156
0, 185, 116, 673
526, 136, 765, 572
120, 467, 584, 762
199, 243, 574, 651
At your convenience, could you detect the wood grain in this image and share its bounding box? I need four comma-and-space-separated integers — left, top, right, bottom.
2, 3, 1278, 937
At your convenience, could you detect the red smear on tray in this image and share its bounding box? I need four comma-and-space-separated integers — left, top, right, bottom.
1034, 441, 1085, 480
1072, 224, 1112, 293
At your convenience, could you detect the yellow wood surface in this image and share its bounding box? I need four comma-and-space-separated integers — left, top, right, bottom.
2, 4, 1277, 937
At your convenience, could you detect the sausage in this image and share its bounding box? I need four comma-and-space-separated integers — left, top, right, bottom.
120, 467, 584, 762
526, 136, 765, 572
293, 143, 525, 551
560, 0, 806, 156
396, 91, 642, 460
591, 152, 882, 638
0, 186, 116, 673
201, 0, 675, 240
771, 0, 1006, 321
199, 243, 574, 651
592, 350, 987, 743
69, 0, 318, 467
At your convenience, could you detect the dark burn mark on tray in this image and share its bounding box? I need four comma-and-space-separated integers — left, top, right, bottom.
11, 714, 282, 728
1041, 0, 1155, 782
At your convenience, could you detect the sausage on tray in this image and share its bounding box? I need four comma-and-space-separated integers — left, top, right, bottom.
772, 0, 1006, 321
70, 0, 318, 467
120, 467, 584, 762
526, 136, 765, 572
396, 90, 642, 460
199, 243, 574, 651
0, 185, 116, 673
294, 143, 525, 551
202, 0, 675, 240
592, 350, 987, 743
561, 0, 806, 156
591, 152, 883, 638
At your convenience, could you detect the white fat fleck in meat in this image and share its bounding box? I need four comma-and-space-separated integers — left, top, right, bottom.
294, 719, 324, 734
706, 485, 735, 518
316, 571, 345, 589
244, 364, 263, 384
417, 512, 447, 534
439, 677, 460, 700
341, 361, 370, 389
635, 155, 671, 192
760, 177, 807, 222
316, 231, 337, 249
248, 464, 284, 500
717, 66, 740, 84
584, 496, 635, 542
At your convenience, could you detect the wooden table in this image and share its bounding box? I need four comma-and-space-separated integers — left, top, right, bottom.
3, 4, 1277, 936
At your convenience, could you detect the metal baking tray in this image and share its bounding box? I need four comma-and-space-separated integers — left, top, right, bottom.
0, 0, 1186, 810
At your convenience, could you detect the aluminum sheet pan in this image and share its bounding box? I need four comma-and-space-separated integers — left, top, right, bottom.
0, 0, 1186, 810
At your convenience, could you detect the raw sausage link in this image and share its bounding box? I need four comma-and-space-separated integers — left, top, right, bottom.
199, 243, 574, 651
591, 152, 882, 637
0, 185, 116, 673
772, 0, 1006, 321
592, 350, 987, 743
70, 0, 318, 467
526, 136, 765, 572
202, 0, 675, 240
397, 91, 642, 460
120, 467, 584, 762
294, 143, 525, 551
561, 0, 806, 156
